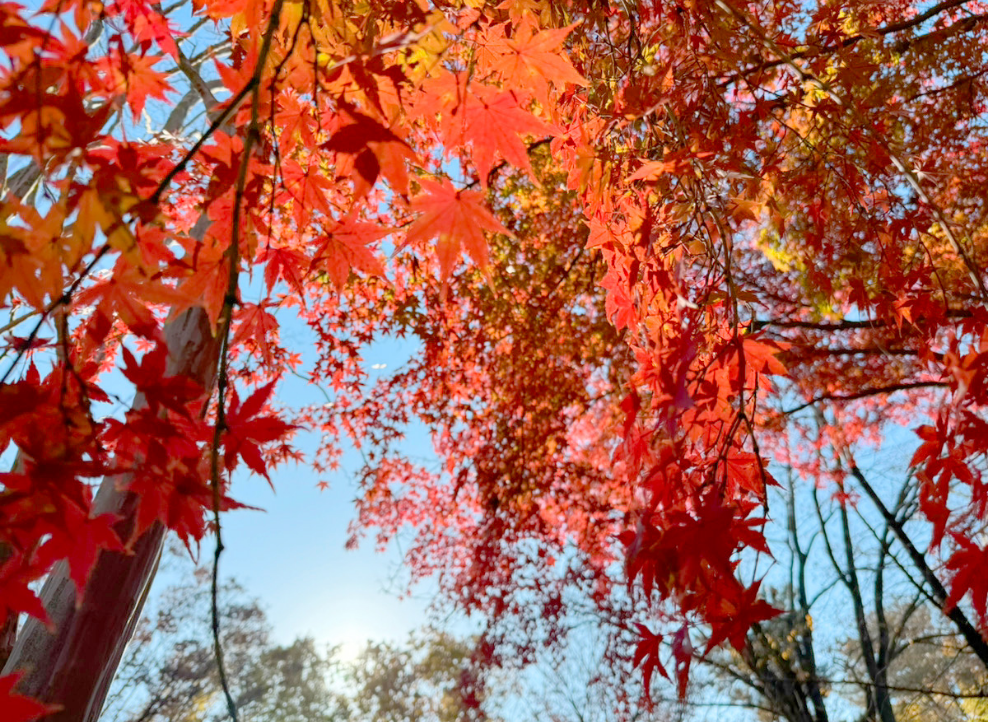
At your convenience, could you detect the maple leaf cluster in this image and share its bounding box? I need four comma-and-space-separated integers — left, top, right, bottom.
4, 0, 988, 718
0, 0, 595, 715
305, 0, 988, 711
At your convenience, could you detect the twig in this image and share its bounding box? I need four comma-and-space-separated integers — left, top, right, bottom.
846, 464, 988, 668
717, 0, 973, 87
205, 2, 288, 717
782, 381, 948, 415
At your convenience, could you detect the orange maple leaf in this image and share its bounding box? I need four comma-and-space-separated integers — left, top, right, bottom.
460, 89, 554, 186
491, 21, 587, 105
403, 179, 511, 281
116, 53, 173, 119
172, 243, 230, 329
742, 336, 789, 376
422, 75, 553, 186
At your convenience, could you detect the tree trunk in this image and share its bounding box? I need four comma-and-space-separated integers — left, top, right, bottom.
1, 307, 221, 721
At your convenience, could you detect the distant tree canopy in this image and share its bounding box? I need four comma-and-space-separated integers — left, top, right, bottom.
100, 550, 669, 722
101, 550, 343, 722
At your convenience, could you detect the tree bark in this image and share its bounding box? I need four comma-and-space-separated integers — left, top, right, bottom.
1, 307, 221, 721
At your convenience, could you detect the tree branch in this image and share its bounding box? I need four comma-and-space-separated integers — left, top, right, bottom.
848, 465, 988, 669
783, 382, 949, 415
718, 0, 974, 87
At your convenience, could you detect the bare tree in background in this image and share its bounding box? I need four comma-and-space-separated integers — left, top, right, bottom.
694, 414, 988, 722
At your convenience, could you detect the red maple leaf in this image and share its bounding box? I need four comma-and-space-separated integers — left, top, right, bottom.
0, 673, 58, 722
632, 623, 668, 702
223, 382, 296, 481
706, 582, 780, 652
670, 626, 694, 698
76, 266, 188, 341
36, 506, 122, 597
281, 159, 334, 225
0, 557, 50, 627
116, 51, 173, 119
945, 535, 988, 627
104, 406, 214, 545
112, 0, 182, 58
323, 111, 418, 197
232, 303, 280, 367
725, 452, 779, 500
119, 344, 204, 417
257, 244, 308, 297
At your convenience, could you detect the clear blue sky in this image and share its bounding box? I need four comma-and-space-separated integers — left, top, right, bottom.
185, 314, 439, 658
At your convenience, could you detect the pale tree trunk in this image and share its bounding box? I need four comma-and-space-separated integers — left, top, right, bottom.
1, 25, 228, 712
1, 307, 222, 721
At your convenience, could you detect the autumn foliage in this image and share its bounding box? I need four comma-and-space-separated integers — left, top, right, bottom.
4, 0, 988, 718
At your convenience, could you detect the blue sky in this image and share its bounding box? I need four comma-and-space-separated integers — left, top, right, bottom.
173, 311, 442, 658
214, 451, 433, 658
